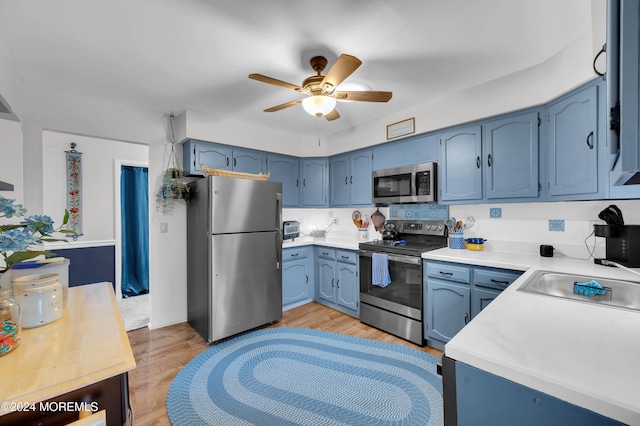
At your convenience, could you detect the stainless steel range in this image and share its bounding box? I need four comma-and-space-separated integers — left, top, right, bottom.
359, 219, 447, 345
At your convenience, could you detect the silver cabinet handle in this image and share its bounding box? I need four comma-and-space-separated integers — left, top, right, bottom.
464, 313, 469, 324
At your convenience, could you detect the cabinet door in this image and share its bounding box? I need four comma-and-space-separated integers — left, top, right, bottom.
329, 155, 350, 206
455, 363, 623, 426
198, 143, 232, 172
471, 287, 500, 319
426, 279, 470, 343
336, 262, 358, 312
317, 259, 335, 303
350, 150, 373, 205
301, 158, 328, 206
547, 85, 598, 196
440, 126, 483, 201
233, 148, 265, 174
619, 0, 640, 180
484, 112, 539, 199
282, 258, 310, 307
267, 154, 300, 207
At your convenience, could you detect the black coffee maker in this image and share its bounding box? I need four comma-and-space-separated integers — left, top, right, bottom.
594, 205, 640, 267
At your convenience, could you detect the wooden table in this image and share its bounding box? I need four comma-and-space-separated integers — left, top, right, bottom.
0, 282, 136, 425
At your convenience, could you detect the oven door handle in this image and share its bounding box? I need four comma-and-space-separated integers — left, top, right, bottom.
359, 250, 421, 265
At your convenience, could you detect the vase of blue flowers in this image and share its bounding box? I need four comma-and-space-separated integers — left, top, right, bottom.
0, 196, 75, 282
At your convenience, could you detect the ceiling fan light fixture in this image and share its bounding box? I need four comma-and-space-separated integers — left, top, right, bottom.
302, 95, 336, 117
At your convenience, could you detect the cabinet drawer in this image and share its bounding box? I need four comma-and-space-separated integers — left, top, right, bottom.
282, 247, 308, 261
336, 250, 357, 264
474, 268, 522, 290
317, 247, 336, 260
426, 262, 470, 284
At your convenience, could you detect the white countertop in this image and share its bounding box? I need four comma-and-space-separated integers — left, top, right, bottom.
422, 247, 640, 425
282, 235, 361, 251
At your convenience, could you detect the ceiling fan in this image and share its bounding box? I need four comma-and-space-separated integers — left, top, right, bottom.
248, 54, 392, 121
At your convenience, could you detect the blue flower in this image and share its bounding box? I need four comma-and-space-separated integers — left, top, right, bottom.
21, 215, 55, 235
0, 197, 27, 218
0, 228, 37, 253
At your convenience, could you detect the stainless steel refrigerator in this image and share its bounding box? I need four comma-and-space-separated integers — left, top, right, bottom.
187, 175, 283, 343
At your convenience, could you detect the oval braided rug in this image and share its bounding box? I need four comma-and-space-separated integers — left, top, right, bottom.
167, 328, 443, 425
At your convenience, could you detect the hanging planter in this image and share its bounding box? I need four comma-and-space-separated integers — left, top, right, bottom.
161, 114, 190, 201
162, 170, 189, 200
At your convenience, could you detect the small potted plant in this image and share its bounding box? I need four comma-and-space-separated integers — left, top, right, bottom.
161, 169, 189, 200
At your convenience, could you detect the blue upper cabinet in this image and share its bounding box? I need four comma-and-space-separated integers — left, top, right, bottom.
440, 125, 483, 201
232, 148, 265, 174
372, 134, 438, 170
301, 158, 328, 207
547, 83, 600, 198
329, 150, 373, 206
329, 154, 350, 206
183, 139, 265, 176
484, 111, 540, 199
267, 154, 300, 207
616, 0, 640, 185
350, 150, 373, 205
183, 139, 232, 175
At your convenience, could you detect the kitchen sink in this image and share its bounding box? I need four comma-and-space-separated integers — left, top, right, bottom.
518, 270, 640, 312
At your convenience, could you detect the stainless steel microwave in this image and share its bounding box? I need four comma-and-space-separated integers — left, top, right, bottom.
372, 162, 437, 204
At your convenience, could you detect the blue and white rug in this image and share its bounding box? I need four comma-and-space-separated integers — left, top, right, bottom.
167, 328, 443, 425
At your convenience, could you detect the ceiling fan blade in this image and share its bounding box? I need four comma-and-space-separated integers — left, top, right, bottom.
249, 73, 303, 92
263, 99, 303, 112
325, 108, 340, 121
335, 91, 393, 102
321, 54, 362, 93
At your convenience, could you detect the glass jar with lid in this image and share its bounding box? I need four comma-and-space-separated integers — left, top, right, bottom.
0, 287, 21, 356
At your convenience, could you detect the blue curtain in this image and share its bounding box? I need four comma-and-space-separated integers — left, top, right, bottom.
120, 166, 149, 297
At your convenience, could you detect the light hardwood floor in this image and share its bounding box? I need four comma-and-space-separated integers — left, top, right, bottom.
127, 302, 443, 425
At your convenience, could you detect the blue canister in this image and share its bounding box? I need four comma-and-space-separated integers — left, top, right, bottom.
449, 232, 464, 249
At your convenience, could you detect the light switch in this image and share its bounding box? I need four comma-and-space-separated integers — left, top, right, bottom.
160, 222, 169, 233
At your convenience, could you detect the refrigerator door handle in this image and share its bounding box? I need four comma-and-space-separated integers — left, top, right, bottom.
276, 192, 282, 230
276, 192, 282, 271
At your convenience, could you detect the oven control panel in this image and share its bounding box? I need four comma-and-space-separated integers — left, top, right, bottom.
392, 220, 446, 237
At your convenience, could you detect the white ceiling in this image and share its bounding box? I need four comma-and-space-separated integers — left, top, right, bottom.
0, 0, 593, 136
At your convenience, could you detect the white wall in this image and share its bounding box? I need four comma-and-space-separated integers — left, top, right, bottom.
42, 131, 148, 242
325, 33, 599, 156
177, 109, 328, 158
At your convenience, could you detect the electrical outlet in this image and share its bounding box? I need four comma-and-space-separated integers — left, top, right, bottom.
332, 218, 339, 225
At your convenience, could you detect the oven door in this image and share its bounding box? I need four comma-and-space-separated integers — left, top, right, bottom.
358, 250, 422, 320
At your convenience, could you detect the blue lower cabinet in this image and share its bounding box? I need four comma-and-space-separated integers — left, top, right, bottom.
315, 248, 359, 317
282, 247, 312, 310
426, 279, 470, 345
425, 260, 522, 349
453, 362, 624, 425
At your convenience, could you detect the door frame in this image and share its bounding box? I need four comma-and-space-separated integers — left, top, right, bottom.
114, 159, 149, 300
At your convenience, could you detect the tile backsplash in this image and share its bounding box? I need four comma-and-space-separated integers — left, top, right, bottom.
450, 200, 640, 257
